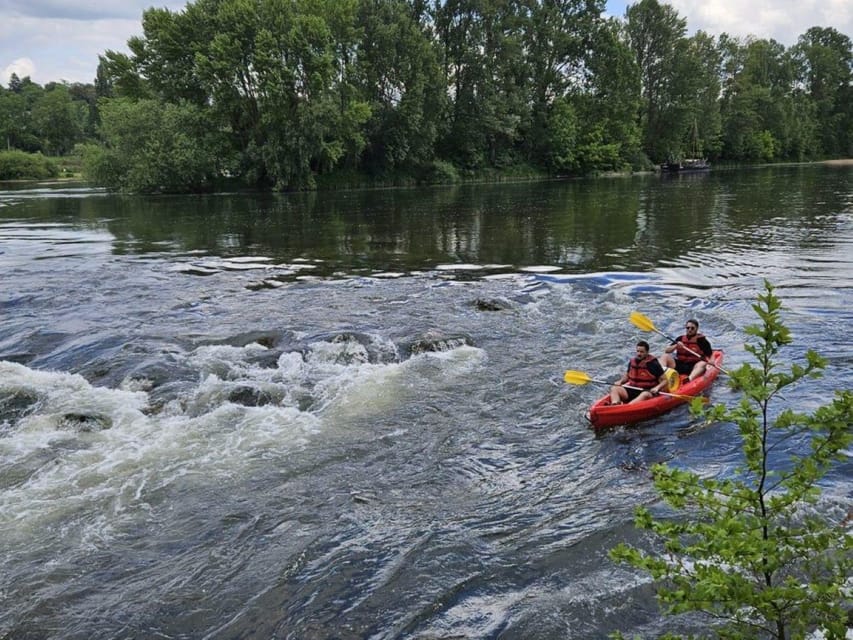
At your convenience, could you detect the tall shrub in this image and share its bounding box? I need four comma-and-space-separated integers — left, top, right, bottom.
0, 150, 59, 180
611, 281, 852, 639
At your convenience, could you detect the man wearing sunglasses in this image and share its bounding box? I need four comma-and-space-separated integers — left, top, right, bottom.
659, 319, 713, 381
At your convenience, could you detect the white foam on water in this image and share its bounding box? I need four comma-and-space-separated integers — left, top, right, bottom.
223, 256, 274, 263
260, 278, 289, 287
0, 361, 154, 540
219, 262, 272, 271
319, 343, 487, 438
0, 333, 485, 552
0, 355, 317, 547
519, 265, 562, 273
483, 272, 523, 281
435, 263, 486, 271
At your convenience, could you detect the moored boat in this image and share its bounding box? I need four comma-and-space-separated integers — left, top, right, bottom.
660, 157, 710, 173
585, 351, 724, 430
660, 119, 711, 173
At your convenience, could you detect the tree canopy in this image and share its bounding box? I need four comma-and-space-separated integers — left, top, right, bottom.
1, 0, 851, 191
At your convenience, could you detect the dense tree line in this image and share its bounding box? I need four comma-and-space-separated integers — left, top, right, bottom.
0, 74, 97, 156
2, 0, 851, 191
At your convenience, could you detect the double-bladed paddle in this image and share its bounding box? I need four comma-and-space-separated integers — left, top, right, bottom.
563, 369, 709, 403
629, 311, 730, 375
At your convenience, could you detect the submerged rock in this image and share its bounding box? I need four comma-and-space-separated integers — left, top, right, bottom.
405, 331, 474, 355
227, 386, 277, 407
0, 390, 40, 435
473, 297, 514, 311
59, 412, 111, 432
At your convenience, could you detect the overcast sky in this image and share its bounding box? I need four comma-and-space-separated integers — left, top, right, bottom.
2, 0, 852, 86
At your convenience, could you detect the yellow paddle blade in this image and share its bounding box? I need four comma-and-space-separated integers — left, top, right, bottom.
667, 392, 710, 403
563, 370, 593, 385
664, 367, 680, 392
629, 311, 656, 332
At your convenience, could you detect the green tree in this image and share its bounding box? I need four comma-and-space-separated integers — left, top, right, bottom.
623, 0, 688, 161
611, 281, 852, 639
522, 0, 609, 170
84, 98, 225, 192
168, 0, 370, 188
93, 0, 373, 190
0, 89, 25, 150
790, 27, 853, 158
249, 0, 370, 188
354, 0, 447, 173
575, 17, 643, 171
96, 51, 151, 100
543, 95, 579, 172
68, 82, 100, 140
680, 31, 722, 158
0, 150, 59, 179
719, 36, 811, 162
132, 3, 214, 105
434, 0, 527, 169
8, 73, 23, 94
30, 84, 84, 155
1, 75, 43, 152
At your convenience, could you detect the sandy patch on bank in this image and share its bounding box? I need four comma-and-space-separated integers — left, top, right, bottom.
822, 159, 853, 165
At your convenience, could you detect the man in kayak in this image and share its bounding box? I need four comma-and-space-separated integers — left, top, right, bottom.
659, 319, 713, 381
610, 340, 670, 405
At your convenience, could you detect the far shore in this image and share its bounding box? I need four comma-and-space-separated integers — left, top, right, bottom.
3, 158, 852, 190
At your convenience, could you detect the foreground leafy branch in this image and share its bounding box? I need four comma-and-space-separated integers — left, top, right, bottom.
611, 280, 853, 639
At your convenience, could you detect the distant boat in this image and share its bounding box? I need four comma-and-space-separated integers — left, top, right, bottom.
660, 157, 710, 173
661, 118, 710, 173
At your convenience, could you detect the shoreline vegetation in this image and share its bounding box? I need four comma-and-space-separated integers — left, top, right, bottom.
2, 152, 852, 190
2, 0, 851, 195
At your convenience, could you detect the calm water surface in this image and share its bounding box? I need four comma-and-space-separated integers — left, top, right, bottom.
1, 165, 851, 639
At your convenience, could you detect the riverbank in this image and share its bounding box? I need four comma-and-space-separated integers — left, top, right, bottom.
4, 155, 852, 191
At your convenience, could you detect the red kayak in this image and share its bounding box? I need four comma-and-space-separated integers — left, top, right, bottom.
585, 351, 724, 430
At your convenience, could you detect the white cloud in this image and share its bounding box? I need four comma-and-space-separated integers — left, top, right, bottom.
663, 0, 852, 45
0, 2, 186, 86
5, 1, 175, 21
604, 0, 851, 46
3, 58, 37, 83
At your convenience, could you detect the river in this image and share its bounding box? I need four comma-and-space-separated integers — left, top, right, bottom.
1, 165, 851, 639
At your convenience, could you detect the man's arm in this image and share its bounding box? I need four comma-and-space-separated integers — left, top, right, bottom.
664, 336, 681, 354
650, 360, 667, 394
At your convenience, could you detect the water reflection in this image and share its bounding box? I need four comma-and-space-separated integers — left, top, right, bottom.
1, 165, 851, 280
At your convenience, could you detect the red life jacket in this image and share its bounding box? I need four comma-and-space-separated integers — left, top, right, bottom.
628, 355, 658, 388
676, 333, 706, 364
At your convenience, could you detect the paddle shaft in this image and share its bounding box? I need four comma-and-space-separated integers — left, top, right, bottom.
584, 376, 702, 401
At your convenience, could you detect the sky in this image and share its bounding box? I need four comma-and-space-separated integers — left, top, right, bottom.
2, 0, 852, 87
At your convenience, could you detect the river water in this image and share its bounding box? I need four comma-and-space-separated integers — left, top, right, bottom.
1, 165, 851, 639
